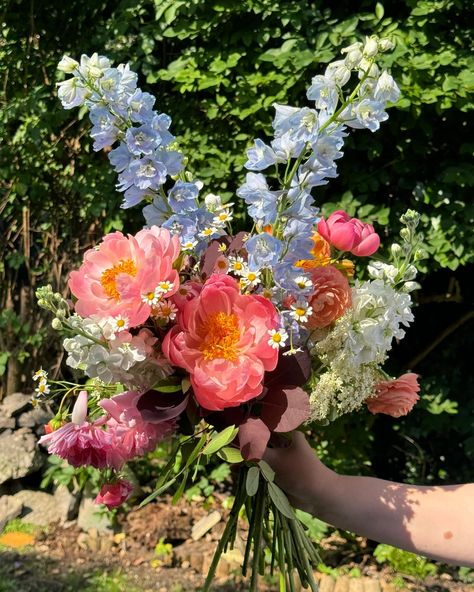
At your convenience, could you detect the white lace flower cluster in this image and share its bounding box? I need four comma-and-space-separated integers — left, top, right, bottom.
309, 279, 414, 420
63, 315, 171, 389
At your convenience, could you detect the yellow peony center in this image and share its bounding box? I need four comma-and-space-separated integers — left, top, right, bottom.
100, 259, 137, 300
200, 312, 240, 361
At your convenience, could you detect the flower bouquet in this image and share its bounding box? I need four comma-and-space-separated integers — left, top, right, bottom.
35, 35, 425, 591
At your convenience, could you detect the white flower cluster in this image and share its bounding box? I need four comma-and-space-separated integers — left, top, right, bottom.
308, 279, 414, 420
63, 315, 171, 389
309, 364, 379, 421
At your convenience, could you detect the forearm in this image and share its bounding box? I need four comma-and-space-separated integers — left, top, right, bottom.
309, 472, 474, 567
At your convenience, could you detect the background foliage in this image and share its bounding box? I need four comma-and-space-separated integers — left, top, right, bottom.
1, 0, 472, 485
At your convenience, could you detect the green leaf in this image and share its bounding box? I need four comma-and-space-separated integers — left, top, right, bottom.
184, 433, 208, 468
258, 459, 275, 483
139, 476, 177, 507
375, 3, 384, 20
172, 469, 189, 504
202, 425, 238, 456
245, 466, 260, 497
217, 446, 244, 464
267, 481, 295, 520
152, 377, 182, 393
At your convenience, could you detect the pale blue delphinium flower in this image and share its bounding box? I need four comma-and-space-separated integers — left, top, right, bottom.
271, 132, 305, 162
236, 173, 280, 226
163, 214, 197, 242
158, 150, 184, 176
272, 105, 319, 144
127, 89, 156, 123
348, 99, 389, 132
108, 144, 133, 172
89, 106, 120, 151
306, 74, 339, 113
374, 71, 401, 103
245, 233, 283, 270
151, 113, 175, 146
142, 195, 171, 227
57, 77, 89, 109
244, 139, 278, 171
126, 124, 160, 155
167, 181, 199, 213
119, 157, 167, 192
122, 186, 149, 209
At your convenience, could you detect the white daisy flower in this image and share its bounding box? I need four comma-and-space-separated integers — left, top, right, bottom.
241, 269, 262, 288
35, 380, 50, 396
33, 368, 48, 381
213, 209, 233, 226
290, 301, 313, 323
199, 226, 219, 239
228, 255, 247, 276
181, 239, 198, 251
294, 275, 313, 290
267, 328, 289, 349
112, 314, 129, 333
157, 280, 174, 295
153, 300, 178, 322
141, 288, 161, 306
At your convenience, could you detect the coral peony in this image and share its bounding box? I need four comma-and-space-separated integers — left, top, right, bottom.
367, 373, 420, 418
163, 274, 279, 411
69, 226, 180, 327
95, 479, 134, 509
100, 390, 175, 468
39, 391, 113, 469
317, 210, 380, 257
307, 265, 351, 328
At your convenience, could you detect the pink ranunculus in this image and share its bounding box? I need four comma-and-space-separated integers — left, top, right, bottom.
100, 391, 176, 468
95, 479, 134, 510
163, 274, 279, 411
39, 391, 113, 469
68, 226, 180, 327
367, 373, 420, 418
317, 210, 380, 257
307, 265, 351, 328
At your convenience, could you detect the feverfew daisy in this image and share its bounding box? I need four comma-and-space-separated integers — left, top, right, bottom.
112, 314, 129, 333
33, 368, 48, 381
228, 256, 246, 276
294, 275, 313, 290
153, 300, 178, 322
268, 328, 289, 349
241, 269, 262, 288
181, 239, 198, 251
199, 226, 219, 239
157, 280, 174, 295
213, 209, 233, 226
35, 380, 50, 396
141, 288, 161, 306
290, 301, 313, 323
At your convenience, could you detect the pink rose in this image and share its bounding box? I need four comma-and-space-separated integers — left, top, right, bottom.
163, 274, 279, 411
307, 265, 351, 328
317, 210, 380, 257
69, 226, 180, 327
367, 373, 420, 418
95, 479, 133, 510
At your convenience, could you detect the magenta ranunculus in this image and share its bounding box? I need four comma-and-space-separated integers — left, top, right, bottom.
163, 274, 279, 411
95, 479, 134, 510
317, 210, 380, 257
367, 373, 420, 418
69, 226, 180, 327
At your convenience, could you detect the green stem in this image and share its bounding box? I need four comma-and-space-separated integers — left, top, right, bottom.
250, 482, 266, 591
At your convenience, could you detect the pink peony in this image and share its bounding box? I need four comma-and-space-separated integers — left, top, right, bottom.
100, 390, 176, 468
307, 265, 351, 328
163, 274, 279, 411
317, 210, 380, 257
39, 391, 113, 469
69, 226, 180, 327
95, 479, 134, 510
367, 373, 420, 418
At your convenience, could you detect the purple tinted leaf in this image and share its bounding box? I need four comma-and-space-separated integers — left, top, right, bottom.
137, 390, 189, 422
265, 348, 312, 388
260, 386, 310, 433
201, 240, 221, 280
238, 416, 271, 461
228, 231, 249, 253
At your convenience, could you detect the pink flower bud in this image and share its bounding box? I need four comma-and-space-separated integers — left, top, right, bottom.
317, 210, 380, 257
71, 390, 88, 425
95, 479, 134, 510
367, 373, 420, 418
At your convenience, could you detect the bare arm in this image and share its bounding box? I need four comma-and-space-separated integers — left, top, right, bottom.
264, 432, 474, 567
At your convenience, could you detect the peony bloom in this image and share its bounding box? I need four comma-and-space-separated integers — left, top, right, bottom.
163, 274, 279, 411
317, 210, 380, 257
69, 226, 180, 327
39, 391, 113, 469
307, 265, 351, 328
367, 373, 420, 418
100, 390, 176, 468
95, 479, 134, 510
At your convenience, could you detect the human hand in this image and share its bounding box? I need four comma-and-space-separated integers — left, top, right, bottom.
263, 431, 338, 516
